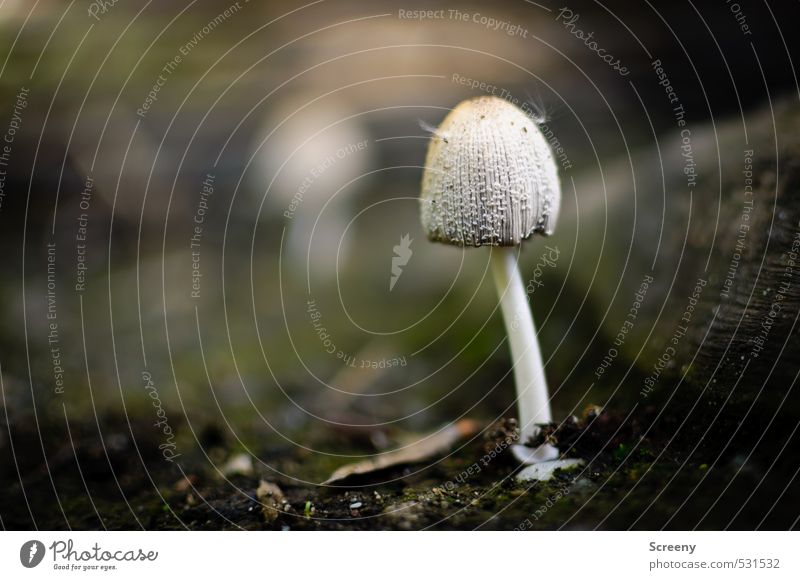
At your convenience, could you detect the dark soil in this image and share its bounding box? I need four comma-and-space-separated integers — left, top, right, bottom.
2, 388, 799, 530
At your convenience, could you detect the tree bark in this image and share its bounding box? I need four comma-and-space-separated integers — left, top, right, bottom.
553, 97, 800, 405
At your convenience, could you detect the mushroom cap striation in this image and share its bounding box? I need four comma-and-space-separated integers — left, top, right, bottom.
420, 96, 561, 247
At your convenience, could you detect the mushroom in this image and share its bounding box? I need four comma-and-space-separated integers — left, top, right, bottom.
420, 96, 561, 464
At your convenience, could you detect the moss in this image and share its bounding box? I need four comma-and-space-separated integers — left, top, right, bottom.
4, 382, 799, 530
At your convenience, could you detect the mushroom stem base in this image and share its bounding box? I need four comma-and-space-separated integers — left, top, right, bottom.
511, 443, 560, 464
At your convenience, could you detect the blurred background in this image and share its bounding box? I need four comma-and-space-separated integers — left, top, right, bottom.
1, 0, 799, 529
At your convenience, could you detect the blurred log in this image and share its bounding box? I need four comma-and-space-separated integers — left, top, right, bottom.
556, 97, 799, 405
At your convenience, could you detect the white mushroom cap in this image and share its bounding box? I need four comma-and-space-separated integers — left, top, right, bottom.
420, 96, 561, 246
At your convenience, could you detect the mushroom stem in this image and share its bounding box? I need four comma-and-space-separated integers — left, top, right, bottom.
490, 246, 559, 464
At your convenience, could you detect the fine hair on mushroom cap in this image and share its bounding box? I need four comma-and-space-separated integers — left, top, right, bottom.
421, 96, 561, 247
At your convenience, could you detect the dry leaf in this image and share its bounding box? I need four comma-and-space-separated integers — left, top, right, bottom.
324, 419, 480, 484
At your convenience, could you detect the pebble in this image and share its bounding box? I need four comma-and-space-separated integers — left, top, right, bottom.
256, 480, 286, 523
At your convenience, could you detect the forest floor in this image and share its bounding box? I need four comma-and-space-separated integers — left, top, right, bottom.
2, 393, 797, 530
